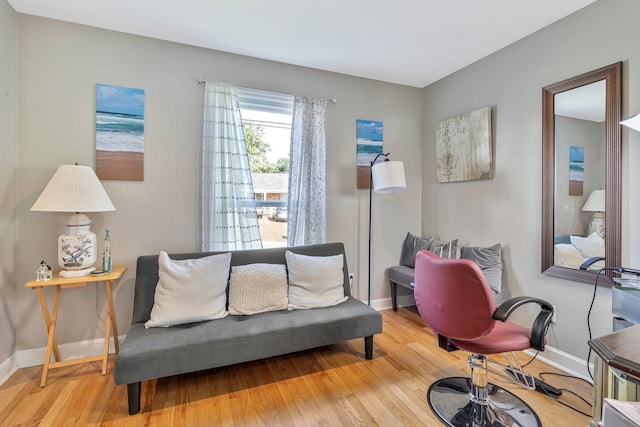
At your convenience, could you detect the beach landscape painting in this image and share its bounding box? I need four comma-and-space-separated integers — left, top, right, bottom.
569, 145, 584, 196
96, 83, 145, 181
356, 119, 383, 189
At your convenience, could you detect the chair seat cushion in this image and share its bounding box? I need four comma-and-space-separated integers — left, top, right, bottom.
448, 321, 532, 354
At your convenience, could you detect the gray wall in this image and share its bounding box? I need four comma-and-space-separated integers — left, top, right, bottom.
0, 0, 18, 369
555, 116, 605, 236
14, 16, 422, 353
422, 0, 640, 360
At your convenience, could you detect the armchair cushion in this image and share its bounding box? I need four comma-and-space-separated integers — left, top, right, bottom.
448, 321, 532, 354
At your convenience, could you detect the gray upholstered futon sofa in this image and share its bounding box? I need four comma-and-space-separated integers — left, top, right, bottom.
114, 242, 382, 415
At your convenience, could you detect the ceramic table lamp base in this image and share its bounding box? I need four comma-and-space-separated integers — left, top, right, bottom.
58, 214, 97, 277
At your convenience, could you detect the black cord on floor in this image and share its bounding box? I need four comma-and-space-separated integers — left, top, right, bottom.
538, 371, 593, 418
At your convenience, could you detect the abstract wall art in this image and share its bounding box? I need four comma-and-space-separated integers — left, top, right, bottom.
435, 106, 492, 183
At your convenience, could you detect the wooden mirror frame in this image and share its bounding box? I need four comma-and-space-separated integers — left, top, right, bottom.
542, 62, 622, 285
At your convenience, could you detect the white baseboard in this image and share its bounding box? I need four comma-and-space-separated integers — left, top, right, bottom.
0, 353, 18, 386
523, 345, 594, 383
0, 335, 125, 386
16, 335, 125, 368
370, 294, 415, 311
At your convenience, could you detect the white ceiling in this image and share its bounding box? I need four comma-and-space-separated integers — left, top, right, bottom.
8, 0, 598, 88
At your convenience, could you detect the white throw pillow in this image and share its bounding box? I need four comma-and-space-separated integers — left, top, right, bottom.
570, 233, 605, 259
285, 251, 348, 310
145, 251, 231, 328
228, 263, 288, 315
554, 243, 586, 269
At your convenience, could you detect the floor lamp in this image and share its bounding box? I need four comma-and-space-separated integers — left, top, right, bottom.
368, 153, 406, 305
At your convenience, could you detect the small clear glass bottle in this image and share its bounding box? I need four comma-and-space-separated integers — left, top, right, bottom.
102, 229, 112, 273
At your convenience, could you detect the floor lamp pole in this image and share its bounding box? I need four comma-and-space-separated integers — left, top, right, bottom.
367, 152, 405, 307
368, 167, 373, 306
367, 152, 388, 306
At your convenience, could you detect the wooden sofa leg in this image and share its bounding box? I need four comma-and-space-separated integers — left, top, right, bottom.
127, 382, 141, 415
365, 336, 374, 359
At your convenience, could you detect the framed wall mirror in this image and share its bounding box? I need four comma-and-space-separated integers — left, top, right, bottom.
542, 62, 621, 285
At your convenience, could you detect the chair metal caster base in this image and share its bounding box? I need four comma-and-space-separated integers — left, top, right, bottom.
428, 377, 541, 427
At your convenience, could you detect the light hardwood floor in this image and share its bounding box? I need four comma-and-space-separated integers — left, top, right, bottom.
0, 307, 592, 426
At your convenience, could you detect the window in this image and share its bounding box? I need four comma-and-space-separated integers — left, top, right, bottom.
238, 87, 294, 248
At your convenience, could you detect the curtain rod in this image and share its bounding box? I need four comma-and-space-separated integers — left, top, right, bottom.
197, 77, 336, 104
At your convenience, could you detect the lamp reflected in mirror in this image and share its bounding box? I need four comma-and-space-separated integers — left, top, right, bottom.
582, 189, 605, 239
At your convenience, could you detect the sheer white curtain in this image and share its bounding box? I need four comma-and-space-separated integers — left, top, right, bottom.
201, 82, 262, 251
288, 96, 327, 246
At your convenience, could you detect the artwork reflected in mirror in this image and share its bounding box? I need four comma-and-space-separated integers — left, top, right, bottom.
542, 62, 621, 285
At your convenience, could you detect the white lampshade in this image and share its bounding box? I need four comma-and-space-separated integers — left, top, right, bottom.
582, 189, 605, 212
31, 164, 115, 277
371, 160, 406, 193
621, 113, 640, 133
31, 164, 115, 213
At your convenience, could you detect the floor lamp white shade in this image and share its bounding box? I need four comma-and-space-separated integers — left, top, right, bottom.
371, 160, 406, 193
31, 164, 116, 277
621, 113, 640, 132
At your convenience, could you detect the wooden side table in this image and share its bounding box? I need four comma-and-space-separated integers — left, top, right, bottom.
24, 265, 126, 386
589, 324, 640, 419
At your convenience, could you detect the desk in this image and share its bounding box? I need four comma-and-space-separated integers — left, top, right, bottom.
589, 324, 640, 419
24, 265, 126, 386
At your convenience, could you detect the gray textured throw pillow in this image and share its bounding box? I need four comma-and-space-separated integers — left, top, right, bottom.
429, 238, 461, 259
461, 243, 503, 294
400, 232, 435, 268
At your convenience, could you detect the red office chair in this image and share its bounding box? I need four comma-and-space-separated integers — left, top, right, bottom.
414, 250, 554, 427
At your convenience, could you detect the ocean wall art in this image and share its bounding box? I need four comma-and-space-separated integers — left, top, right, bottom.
96, 83, 145, 181
356, 119, 383, 189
